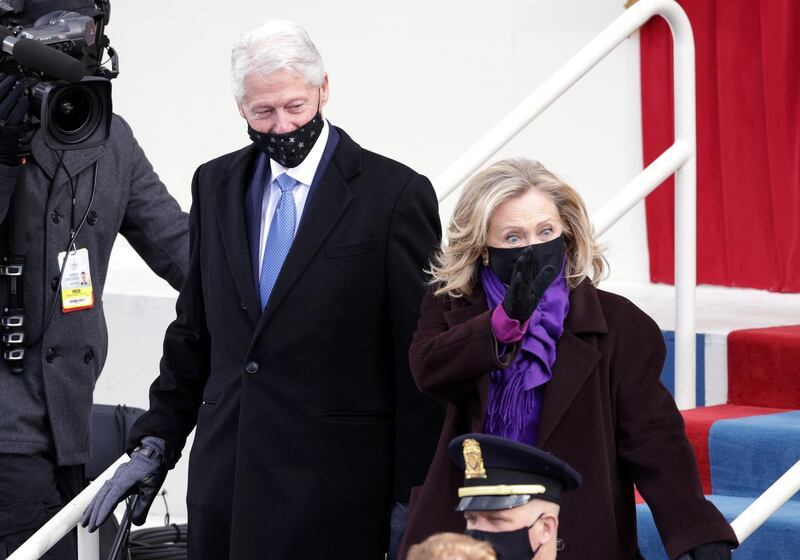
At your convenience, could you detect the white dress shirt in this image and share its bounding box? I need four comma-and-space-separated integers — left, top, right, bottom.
258, 119, 330, 272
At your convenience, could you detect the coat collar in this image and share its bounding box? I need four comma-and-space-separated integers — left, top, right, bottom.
563, 278, 608, 335
254, 126, 358, 334
213, 126, 361, 329
30, 130, 105, 184
454, 277, 608, 445
538, 280, 607, 446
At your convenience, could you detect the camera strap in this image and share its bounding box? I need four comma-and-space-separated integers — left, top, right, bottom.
21, 159, 98, 353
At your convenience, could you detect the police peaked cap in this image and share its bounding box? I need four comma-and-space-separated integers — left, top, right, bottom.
449, 433, 581, 512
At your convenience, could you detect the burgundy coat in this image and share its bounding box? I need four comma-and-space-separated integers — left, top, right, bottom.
400, 280, 736, 559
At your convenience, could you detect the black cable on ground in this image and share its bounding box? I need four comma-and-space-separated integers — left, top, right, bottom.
127, 524, 188, 560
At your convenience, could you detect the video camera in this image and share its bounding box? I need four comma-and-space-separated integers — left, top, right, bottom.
0, 0, 116, 150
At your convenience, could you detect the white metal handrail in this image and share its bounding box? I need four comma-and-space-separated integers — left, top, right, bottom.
7, 456, 126, 560
434, 0, 698, 410
731, 459, 800, 543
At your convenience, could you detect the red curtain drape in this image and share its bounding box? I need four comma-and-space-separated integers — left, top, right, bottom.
641, 0, 800, 292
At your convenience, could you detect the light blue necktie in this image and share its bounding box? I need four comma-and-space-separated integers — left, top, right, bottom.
259, 173, 298, 309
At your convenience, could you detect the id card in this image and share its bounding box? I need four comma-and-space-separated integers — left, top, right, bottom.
57, 248, 95, 313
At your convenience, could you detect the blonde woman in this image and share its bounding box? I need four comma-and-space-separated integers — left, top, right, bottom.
408, 533, 496, 560
399, 159, 736, 560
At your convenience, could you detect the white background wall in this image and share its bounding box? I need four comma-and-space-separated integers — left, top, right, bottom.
94, 0, 648, 521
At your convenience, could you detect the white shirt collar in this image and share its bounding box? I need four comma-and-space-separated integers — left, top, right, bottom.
269, 119, 330, 187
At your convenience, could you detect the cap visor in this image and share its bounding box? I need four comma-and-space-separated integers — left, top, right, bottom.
455, 494, 532, 512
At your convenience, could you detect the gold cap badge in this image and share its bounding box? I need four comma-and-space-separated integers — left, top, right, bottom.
462, 438, 487, 479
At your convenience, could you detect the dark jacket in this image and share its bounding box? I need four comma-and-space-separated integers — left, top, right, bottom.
0, 115, 188, 466
129, 126, 443, 559
400, 280, 737, 560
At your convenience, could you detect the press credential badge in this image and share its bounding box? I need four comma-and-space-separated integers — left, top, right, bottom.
57, 248, 94, 312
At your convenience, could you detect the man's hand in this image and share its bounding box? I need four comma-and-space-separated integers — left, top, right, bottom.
0, 73, 30, 166
501, 246, 558, 324
81, 436, 168, 532
677, 541, 733, 560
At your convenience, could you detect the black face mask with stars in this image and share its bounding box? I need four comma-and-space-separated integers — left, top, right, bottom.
248, 112, 324, 168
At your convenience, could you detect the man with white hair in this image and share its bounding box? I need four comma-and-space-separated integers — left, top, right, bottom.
82, 18, 443, 559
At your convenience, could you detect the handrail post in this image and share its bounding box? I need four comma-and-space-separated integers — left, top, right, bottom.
669, 4, 697, 410
77, 525, 99, 560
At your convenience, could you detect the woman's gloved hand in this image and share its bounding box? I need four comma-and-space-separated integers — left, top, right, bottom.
501, 245, 558, 324
677, 541, 734, 560
81, 436, 168, 532
0, 73, 30, 166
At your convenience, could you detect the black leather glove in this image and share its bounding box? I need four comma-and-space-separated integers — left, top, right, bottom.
82, 436, 168, 531
130, 468, 168, 525
501, 245, 558, 323
677, 541, 734, 560
0, 73, 30, 166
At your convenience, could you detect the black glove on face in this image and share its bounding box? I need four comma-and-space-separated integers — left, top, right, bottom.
0, 73, 30, 166
677, 541, 734, 560
501, 245, 558, 323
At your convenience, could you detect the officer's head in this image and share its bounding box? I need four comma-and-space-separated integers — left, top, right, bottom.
449, 434, 581, 560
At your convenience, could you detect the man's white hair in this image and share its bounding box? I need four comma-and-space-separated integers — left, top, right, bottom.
230, 19, 325, 102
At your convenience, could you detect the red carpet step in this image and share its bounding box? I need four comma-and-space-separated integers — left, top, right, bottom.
680, 405, 788, 494
728, 326, 800, 408
635, 404, 787, 502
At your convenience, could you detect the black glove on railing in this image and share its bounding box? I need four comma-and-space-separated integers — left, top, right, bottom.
82, 436, 168, 532
0, 73, 30, 166
501, 245, 558, 324
677, 541, 734, 560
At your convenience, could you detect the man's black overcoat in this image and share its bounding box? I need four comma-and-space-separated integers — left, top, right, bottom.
130, 127, 443, 558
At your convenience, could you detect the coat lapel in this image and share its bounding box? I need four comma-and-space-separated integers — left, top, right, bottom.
216, 145, 261, 326
537, 281, 608, 446
254, 129, 358, 333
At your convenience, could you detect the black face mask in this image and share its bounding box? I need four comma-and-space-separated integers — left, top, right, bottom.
465, 516, 543, 560
248, 112, 324, 168
487, 235, 565, 286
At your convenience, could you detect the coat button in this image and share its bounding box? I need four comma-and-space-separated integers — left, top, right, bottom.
87, 211, 98, 226
51, 276, 59, 292
45, 348, 57, 362
84, 349, 94, 364
244, 361, 259, 374
50, 211, 60, 224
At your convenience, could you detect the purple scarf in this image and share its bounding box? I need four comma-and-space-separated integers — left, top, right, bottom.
481, 262, 570, 445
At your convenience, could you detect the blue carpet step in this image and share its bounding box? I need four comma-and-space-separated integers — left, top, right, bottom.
637, 495, 800, 559
708, 410, 800, 500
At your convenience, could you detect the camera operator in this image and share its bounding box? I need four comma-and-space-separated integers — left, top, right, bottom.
0, 1, 189, 558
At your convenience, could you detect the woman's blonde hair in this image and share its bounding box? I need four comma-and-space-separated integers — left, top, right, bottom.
430, 158, 606, 298
407, 532, 497, 560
